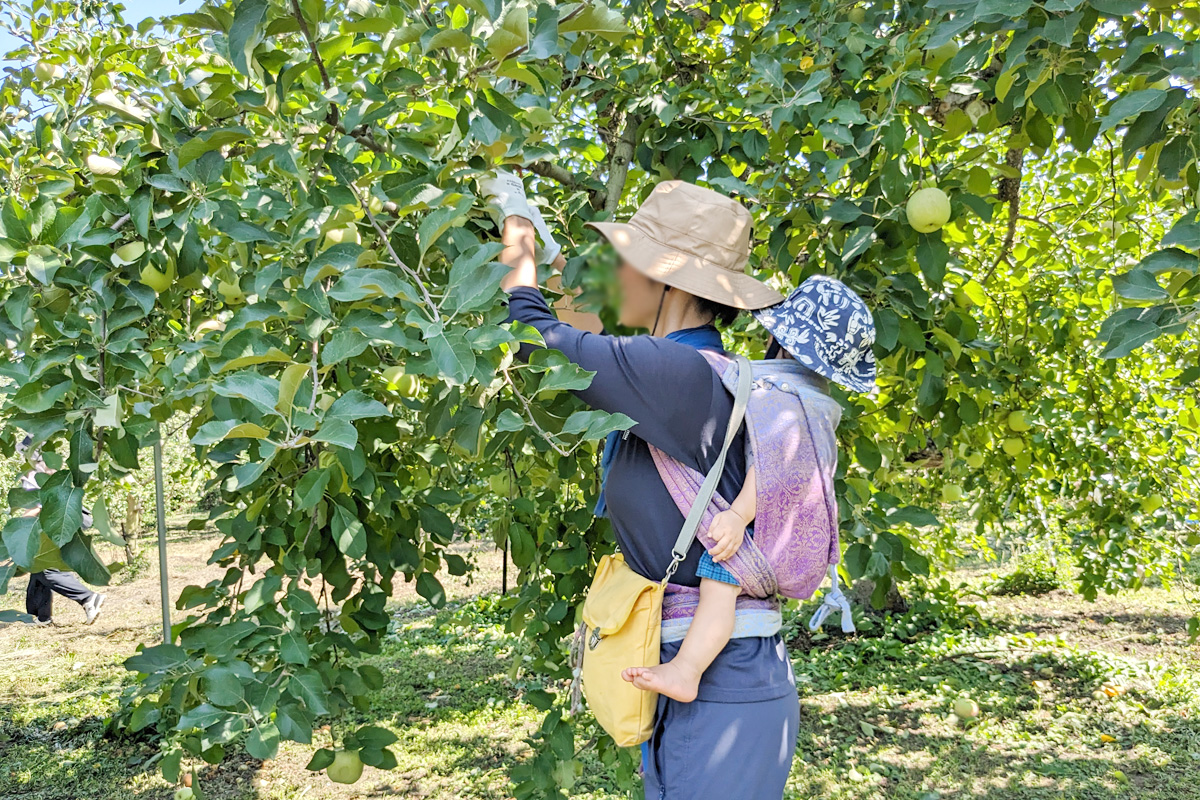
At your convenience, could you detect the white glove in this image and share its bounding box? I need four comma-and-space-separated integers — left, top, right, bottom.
478, 170, 534, 223
527, 203, 562, 266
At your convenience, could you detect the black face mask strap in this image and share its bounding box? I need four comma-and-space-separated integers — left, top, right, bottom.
766, 337, 782, 359
650, 285, 668, 336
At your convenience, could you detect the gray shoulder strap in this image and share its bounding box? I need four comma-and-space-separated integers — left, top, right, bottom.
663, 354, 753, 582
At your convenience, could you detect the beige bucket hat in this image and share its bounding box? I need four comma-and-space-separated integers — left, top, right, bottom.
586, 181, 784, 310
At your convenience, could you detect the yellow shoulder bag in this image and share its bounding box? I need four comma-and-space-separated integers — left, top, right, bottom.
574, 355, 751, 746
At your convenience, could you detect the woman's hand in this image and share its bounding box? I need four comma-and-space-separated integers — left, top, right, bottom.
707, 508, 749, 563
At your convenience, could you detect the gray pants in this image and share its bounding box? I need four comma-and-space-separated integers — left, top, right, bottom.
643, 689, 800, 799
26, 570, 93, 622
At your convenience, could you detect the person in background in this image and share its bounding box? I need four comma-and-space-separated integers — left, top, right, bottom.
17, 438, 105, 626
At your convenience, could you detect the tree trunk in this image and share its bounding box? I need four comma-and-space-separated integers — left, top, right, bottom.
123, 491, 143, 561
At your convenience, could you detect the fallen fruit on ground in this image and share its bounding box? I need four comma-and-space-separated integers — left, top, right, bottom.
905, 187, 952, 233
953, 698, 980, 719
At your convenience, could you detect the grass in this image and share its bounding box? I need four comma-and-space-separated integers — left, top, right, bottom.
2, 523, 1199, 799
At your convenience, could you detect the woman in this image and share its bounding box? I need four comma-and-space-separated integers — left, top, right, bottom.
487, 174, 797, 799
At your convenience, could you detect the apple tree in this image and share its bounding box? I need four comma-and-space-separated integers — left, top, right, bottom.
0, 0, 1196, 797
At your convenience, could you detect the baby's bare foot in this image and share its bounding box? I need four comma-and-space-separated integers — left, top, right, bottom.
621, 662, 700, 703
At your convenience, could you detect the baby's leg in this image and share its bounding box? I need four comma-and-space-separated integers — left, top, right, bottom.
622, 578, 739, 703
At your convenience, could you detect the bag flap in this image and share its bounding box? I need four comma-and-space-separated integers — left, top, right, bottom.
582, 554, 661, 635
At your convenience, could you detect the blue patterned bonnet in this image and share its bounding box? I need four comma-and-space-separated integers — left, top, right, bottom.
751, 275, 877, 393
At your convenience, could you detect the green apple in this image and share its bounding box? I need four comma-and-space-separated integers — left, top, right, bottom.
324, 225, 361, 248
1141, 493, 1164, 513
115, 241, 146, 263
1002, 438, 1025, 457
174, 789, 195, 800
953, 697, 980, 719
964, 452, 985, 469
1007, 410, 1031, 432
382, 366, 420, 398
327, 749, 364, 785
925, 41, 959, 73
34, 61, 65, 81
218, 279, 245, 305
941, 483, 964, 502
848, 6, 867, 23
86, 154, 122, 176
905, 187, 951, 233
140, 265, 172, 293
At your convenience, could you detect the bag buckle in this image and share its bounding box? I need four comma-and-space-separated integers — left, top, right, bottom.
588, 627, 603, 650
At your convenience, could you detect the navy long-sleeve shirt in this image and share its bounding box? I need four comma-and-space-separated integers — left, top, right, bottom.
506, 287, 750, 586
506, 286, 794, 703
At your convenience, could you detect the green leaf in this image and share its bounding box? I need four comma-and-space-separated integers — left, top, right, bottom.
295, 468, 330, 512
321, 329, 369, 366
90, 496, 124, 548
1, 516, 39, 570
305, 748, 336, 771
1099, 89, 1167, 132
228, 0, 268, 77
1161, 220, 1200, 252
60, 534, 111, 586
40, 471, 84, 547
177, 703, 225, 731
326, 391, 390, 422
559, 1, 629, 41
178, 127, 253, 168
311, 419, 358, 449
277, 363, 310, 416
429, 331, 477, 383
281, 630, 311, 665
11, 379, 71, 413
445, 243, 508, 312
887, 506, 940, 528
203, 666, 245, 707
332, 503, 366, 558
416, 572, 446, 607
1111, 270, 1168, 302
418, 197, 473, 262
290, 670, 330, 715
328, 269, 415, 301
536, 362, 594, 394
213, 371, 283, 417
125, 643, 189, 673
246, 722, 280, 760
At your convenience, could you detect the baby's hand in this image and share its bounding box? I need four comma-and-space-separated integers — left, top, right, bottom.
708, 509, 748, 563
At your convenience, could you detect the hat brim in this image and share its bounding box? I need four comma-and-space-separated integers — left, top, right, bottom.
586, 221, 784, 311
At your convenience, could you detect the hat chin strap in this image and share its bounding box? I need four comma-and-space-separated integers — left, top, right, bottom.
650, 285, 668, 337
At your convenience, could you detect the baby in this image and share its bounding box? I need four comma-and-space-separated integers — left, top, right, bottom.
623, 275, 876, 703
622, 468, 758, 702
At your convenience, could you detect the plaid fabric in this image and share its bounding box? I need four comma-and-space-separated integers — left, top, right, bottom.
697, 552, 739, 586
698, 523, 757, 587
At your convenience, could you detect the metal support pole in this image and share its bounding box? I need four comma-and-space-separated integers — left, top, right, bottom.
153, 427, 170, 644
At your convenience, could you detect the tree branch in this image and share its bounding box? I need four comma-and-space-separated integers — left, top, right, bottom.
602, 113, 642, 215
289, 0, 338, 126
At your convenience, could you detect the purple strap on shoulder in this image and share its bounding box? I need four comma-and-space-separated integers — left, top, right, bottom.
650, 351, 839, 600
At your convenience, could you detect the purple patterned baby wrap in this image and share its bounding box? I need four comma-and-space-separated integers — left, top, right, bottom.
650, 351, 840, 601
